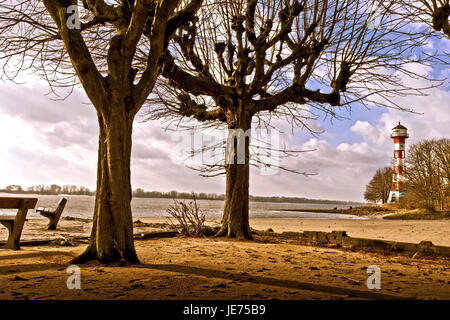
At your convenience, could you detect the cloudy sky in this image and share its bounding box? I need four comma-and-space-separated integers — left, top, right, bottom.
1, 46, 449, 203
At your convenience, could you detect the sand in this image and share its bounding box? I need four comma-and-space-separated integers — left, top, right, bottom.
248, 218, 450, 246
2, 215, 449, 246
0, 217, 449, 300
141, 217, 450, 247
0, 237, 449, 300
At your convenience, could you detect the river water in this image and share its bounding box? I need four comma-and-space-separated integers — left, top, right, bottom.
0, 193, 367, 220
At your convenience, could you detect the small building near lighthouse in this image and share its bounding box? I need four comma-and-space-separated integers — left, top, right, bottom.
388, 122, 408, 202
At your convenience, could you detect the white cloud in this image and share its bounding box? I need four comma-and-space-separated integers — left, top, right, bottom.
350, 121, 389, 145
248, 136, 391, 201
0, 59, 448, 202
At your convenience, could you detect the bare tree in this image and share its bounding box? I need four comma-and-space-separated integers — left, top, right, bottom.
399, 0, 449, 38
434, 138, 450, 210
0, 0, 202, 263
405, 138, 450, 211
146, 0, 439, 239
435, 138, 450, 183
364, 167, 392, 204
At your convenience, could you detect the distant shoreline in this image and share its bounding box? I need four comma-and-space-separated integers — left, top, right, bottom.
277, 206, 450, 220
0, 190, 363, 206
277, 207, 382, 215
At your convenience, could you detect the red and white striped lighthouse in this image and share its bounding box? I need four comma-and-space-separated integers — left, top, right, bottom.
388, 122, 408, 202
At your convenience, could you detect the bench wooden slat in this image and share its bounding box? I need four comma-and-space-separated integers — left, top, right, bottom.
38, 197, 67, 230
0, 197, 36, 249
0, 216, 28, 221
0, 215, 16, 221
0, 197, 38, 209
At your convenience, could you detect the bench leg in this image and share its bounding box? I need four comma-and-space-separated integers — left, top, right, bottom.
48, 198, 67, 230
47, 216, 57, 230
0, 221, 15, 249
2, 203, 29, 250
0, 220, 13, 235
38, 212, 57, 230
0, 220, 20, 250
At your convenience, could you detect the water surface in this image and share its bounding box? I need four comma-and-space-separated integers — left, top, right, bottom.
0, 193, 365, 219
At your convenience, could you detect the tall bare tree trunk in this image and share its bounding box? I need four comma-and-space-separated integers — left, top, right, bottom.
216, 107, 252, 240
73, 103, 138, 264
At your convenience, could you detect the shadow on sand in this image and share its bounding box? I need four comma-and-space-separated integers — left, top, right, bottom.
138, 263, 405, 300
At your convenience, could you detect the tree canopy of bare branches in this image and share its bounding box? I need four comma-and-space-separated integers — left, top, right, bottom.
364, 166, 392, 204
0, 0, 203, 263
405, 138, 450, 211
147, 0, 441, 239
399, 0, 450, 38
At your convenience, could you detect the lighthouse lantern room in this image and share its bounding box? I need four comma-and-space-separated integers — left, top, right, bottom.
388, 122, 408, 202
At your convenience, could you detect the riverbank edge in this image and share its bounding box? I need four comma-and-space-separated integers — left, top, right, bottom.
276, 207, 450, 220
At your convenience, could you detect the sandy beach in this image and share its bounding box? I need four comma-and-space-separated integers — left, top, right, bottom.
144, 216, 450, 247
0, 217, 449, 300
0, 236, 449, 300
248, 218, 450, 247
2, 217, 449, 246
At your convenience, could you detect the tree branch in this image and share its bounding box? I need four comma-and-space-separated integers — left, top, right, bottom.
253, 85, 340, 113
160, 53, 233, 108
134, 0, 203, 112
176, 92, 226, 122
42, 0, 106, 108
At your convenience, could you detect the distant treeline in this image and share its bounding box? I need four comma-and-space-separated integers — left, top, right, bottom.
1, 184, 360, 205
1, 184, 94, 196
132, 189, 360, 204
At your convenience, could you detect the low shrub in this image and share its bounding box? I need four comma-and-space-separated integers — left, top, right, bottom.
166, 193, 206, 236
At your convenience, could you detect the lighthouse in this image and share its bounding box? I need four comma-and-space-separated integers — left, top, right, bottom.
388, 122, 408, 202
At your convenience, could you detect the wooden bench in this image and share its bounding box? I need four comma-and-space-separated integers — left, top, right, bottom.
0, 197, 38, 250
36, 197, 67, 230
